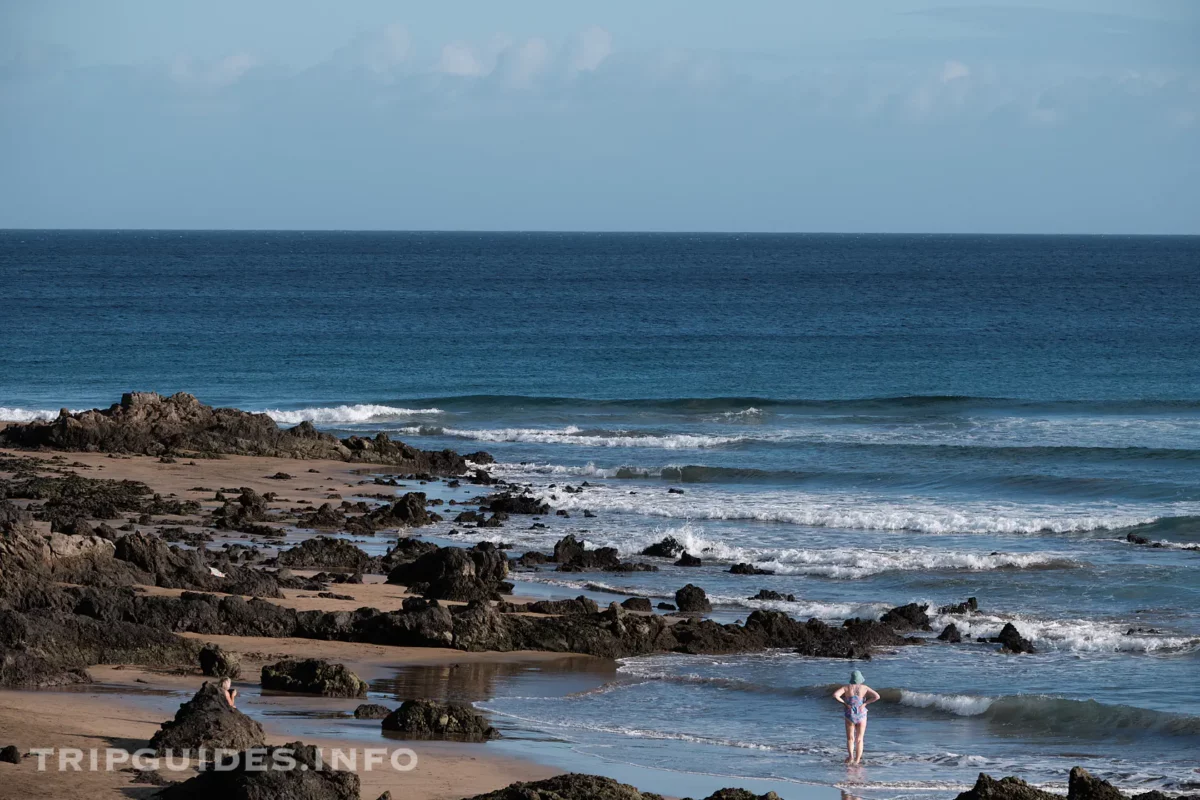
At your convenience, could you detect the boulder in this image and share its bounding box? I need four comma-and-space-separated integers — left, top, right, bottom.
729, 563, 773, 575
879, 602, 931, 631
296, 503, 345, 529
939, 597, 980, 615
386, 543, 510, 602
674, 553, 702, 567
621, 597, 653, 613
937, 623, 963, 643
1069, 768, 1126, 800
148, 681, 265, 756
346, 493, 437, 534
749, 590, 795, 602
381, 699, 499, 741
460, 774, 783, 800
276, 537, 372, 571
992, 622, 1036, 654
640, 537, 685, 559
954, 773, 1059, 800
486, 493, 550, 515
353, 703, 392, 720
675, 584, 712, 613
0, 746, 20, 764
153, 741, 359, 800
198, 643, 241, 679
260, 659, 367, 697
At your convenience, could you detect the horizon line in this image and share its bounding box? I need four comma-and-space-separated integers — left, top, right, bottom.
2, 228, 1199, 237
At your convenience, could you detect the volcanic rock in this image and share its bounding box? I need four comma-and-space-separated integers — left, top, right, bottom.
154, 740, 359, 800
353, 703, 392, 720
675, 584, 712, 613
260, 659, 367, 697
386, 543, 510, 602
148, 681, 265, 755
992, 622, 1037, 654
198, 643, 241, 678
381, 699, 499, 741
276, 537, 372, 571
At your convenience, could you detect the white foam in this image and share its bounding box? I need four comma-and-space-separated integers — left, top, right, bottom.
401, 425, 745, 449
930, 610, 1200, 654
538, 482, 1165, 536
898, 690, 996, 716
263, 404, 444, 424
0, 407, 77, 422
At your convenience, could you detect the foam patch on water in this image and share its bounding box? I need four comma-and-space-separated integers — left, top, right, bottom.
402, 425, 747, 449
263, 404, 444, 424
898, 690, 997, 716
0, 407, 80, 422
538, 482, 1165, 536
931, 610, 1200, 653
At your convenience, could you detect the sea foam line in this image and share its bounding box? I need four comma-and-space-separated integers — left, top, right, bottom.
262, 404, 444, 424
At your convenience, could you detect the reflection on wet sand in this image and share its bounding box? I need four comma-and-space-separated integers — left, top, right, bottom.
371, 656, 617, 706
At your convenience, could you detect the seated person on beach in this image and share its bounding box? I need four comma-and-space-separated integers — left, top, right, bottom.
833, 670, 879, 764
221, 677, 238, 709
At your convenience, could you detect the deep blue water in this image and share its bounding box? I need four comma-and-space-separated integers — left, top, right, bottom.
2, 231, 1199, 797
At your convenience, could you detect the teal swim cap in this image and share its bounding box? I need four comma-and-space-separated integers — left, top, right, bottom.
850, 670, 865, 684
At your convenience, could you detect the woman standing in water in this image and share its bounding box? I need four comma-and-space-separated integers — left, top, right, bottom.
833, 670, 880, 764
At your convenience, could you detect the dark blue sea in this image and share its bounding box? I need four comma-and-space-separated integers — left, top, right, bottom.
2, 231, 1199, 797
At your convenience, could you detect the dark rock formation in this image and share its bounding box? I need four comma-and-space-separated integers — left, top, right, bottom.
460, 774, 784, 800
353, 703, 392, 719
486, 493, 550, 515
954, 773, 1057, 800
879, 602, 932, 631
154, 741, 359, 800
0, 746, 21, 764
296, 503, 345, 529
276, 537, 372, 571
640, 536, 685, 559
730, 562, 774, 575
939, 597, 980, 615
1069, 768, 1127, 800
674, 552, 702, 567
386, 543, 510, 602
148, 681, 265, 755
501, 596, 600, 615
992, 622, 1037, 654
380, 699, 499, 741
0, 392, 479, 474
675, 584, 712, 613
378, 537, 440, 572
198, 643, 241, 678
621, 597, 653, 612
345, 493, 437, 534
749, 590, 795, 602
937, 623, 963, 643
260, 659, 367, 697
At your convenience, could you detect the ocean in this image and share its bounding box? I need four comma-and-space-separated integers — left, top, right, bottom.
2, 230, 1199, 796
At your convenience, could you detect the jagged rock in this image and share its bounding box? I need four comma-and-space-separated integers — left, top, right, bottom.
260, 659, 367, 697
552, 535, 655, 573
939, 597, 980, 615
640, 536, 685, 559
516, 551, 548, 567
621, 597, 653, 612
954, 773, 1058, 800
459, 773, 783, 800
992, 622, 1036, 654
198, 643, 241, 678
296, 503, 345, 529
675, 584, 712, 613
276, 537, 372, 571
729, 562, 773, 575
0, 746, 20, 764
154, 741, 359, 800
880, 602, 932, 631
674, 553, 702, 567
486, 493, 550, 515
345, 492, 438, 534
3, 474, 153, 531
749, 590, 795, 602
1068, 768, 1127, 800
510, 596, 600, 615
937, 623, 963, 643
353, 703, 392, 719
381, 699, 499, 741
0, 392, 479, 473
657, 602, 677, 611
386, 543, 510, 602
378, 537, 440, 572
148, 681, 265, 755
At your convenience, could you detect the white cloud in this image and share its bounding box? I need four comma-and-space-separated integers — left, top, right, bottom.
569, 26, 612, 73
331, 24, 410, 74
503, 37, 552, 87
941, 60, 970, 83
439, 41, 486, 77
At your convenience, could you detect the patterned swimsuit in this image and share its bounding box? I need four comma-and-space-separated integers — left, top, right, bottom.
844, 694, 868, 724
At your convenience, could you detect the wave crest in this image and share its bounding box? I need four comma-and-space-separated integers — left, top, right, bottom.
262, 404, 444, 424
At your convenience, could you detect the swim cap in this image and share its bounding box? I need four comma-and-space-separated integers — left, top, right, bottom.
850, 670, 865, 684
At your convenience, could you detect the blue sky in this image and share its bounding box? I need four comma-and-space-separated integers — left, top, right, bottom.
1, 1, 1197, 233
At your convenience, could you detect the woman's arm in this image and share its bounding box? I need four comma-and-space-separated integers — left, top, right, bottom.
864, 686, 881, 704
832, 686, 847, 704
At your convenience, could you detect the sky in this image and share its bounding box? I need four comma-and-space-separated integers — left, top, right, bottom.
1, 1, 1197, 233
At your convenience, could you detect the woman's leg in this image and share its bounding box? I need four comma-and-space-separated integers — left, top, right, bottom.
853, 719, 868, 763
844, 718, 856, 763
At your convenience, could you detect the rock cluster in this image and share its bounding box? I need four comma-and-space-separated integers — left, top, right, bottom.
148, 681, 265, 755
260, 659, 368, 697
154, 741, 359, 800
953, 768, 1195, 800
380, 699, 499, 741
386, 542, 511, 602
461, 774, 783, 800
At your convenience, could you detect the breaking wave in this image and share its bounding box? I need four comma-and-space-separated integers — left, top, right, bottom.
262, 404, 444, 424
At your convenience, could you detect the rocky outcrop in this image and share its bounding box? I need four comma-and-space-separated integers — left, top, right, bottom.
0, 392, 480, 474
674, 553, 702, 567
621, 597, 653, 612
952, 769, 1194, 800
148, 681, 265, 755
345, 493, 437, 534
486, 493, 550, 515
992, 622, 1036, 654
954, 774, 1058, 800
639, 536, 685, 559
460, 774, 783, 800
353, 703, 391, 719
276, 537, 372, 571
879, 602, 931, 631
380, 700, 499, 741
386, 543, 510, 602
500, 596, 600, 615
675, 584, 712, 613
154, 741, 359, 800
0, 746, 22, 764
939, 597, 980, 615
378, 538, 440, 572
729, 562, 773, 575
260, 659, 367, 697
553, 535, 657, 573
937, 623, 963, 643
198, 643, 241, 678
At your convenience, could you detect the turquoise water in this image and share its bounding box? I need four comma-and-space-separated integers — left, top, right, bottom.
2, 231, 1198, 796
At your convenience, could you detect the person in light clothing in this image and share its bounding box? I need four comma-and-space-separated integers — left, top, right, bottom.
833, 670, 879, 764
